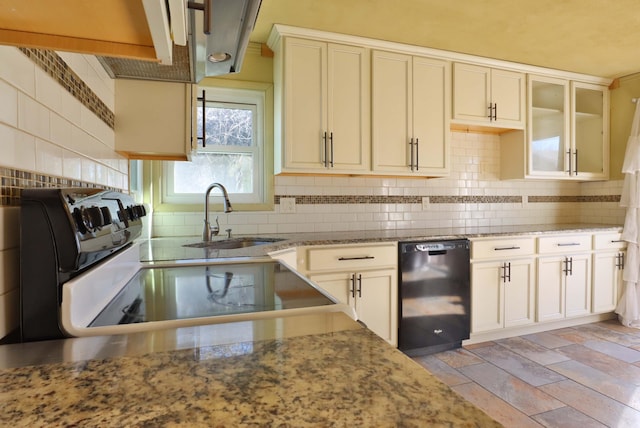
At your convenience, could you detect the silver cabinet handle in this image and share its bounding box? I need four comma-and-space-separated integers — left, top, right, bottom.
322, 131, 328, 167
415, 137, 419, 171
557, 243, 581, 247
349, 273, 356, 299
494, 246, 521, 251
329, 132, 334, 168
357, 274, 362, 298
338, 256, 375, 261
574, 149, 579, 176
409, 138, 415, 171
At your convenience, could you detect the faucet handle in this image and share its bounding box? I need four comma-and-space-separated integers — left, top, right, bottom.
211, 216, 220, 235
225, 228, 232, 239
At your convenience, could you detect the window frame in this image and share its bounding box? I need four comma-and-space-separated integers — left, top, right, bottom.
149, 81, 274, 213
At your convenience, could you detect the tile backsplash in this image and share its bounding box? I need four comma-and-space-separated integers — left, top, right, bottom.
152, 132, 625, 237
0, 46, 125, 338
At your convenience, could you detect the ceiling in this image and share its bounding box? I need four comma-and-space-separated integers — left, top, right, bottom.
251, 0, 640, 79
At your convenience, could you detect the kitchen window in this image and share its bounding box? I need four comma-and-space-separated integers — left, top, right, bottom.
162, 85, 271, 207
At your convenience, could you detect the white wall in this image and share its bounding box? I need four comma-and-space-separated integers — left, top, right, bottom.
0, 47, 124, 338
152, 132, 625, 237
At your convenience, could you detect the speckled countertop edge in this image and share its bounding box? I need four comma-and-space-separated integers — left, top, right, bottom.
0, 328, 502, 427
140, 223, 622, 262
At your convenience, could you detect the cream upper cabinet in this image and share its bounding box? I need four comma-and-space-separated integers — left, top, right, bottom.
274, 37, 370, 174
371, 50, 450, 176
452, 63, 525, 130
115, 79, 195, 160
527, 75, 609, 180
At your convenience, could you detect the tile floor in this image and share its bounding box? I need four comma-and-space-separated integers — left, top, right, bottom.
413, 320, 640, 428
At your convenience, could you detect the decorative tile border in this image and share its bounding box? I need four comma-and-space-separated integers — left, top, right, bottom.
19, 48, 114, 129
0, 167, 116, 207
528, 195, 621, 203
274, 194, 620, 205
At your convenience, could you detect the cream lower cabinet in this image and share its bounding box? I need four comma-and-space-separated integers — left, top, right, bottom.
537, 234, 592, 322
273, 37, 370, 174
470, 237, 535, 333
592, 233, 626, 313
371, 50, 450, 176
297, 243, 398, 345
309, 269, 397, 345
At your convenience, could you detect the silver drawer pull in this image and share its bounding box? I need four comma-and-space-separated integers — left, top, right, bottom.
557, 243, 581, 247
494, 246, 520, 251
611, 240, 625, 243
338, 256, 375, 261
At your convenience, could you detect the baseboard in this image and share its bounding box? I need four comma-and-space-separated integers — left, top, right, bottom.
463, 312, 617, 345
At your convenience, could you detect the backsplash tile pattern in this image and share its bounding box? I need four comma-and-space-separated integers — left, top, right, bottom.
0, 167, 114, 206
19, 48, 114, 129
152, 132, 626, 237
0, 46, 123, 338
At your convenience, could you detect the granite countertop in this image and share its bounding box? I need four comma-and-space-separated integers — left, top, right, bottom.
0, 313, 500, 427
140, 223, 622, 262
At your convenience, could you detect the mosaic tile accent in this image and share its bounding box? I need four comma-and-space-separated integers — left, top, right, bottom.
0, 167, 117, 207
274, 194, 621, 205
528, 195, 621, 203
19, 48, 114, 129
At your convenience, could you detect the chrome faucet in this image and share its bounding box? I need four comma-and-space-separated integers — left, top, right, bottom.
203, 183, 233, 241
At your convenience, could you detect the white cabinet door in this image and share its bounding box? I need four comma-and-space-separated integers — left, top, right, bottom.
471, 258, 534, 333
282, 37, 327, 171
279, 38, 369, 174
565, 254, 591, 318
537, 253, 592, 321
452, 63, 524, 129
355, 269, 398, 346
593, 251, 625, 313
309, 271, 354, 306
412, 56, 450, 173
327, 43, 370, 172
311, 268, 397, 346
537, 256, 566, 322
504, 259, 536, 327
571, 81, 609, 180
492, 69, 526, 127
372, 50, 450, 176
471, 261, 503, 333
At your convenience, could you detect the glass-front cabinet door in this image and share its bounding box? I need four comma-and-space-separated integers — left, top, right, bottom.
528, 75, 569, 177
528, 75, 609, 180
572, 82, 609, 179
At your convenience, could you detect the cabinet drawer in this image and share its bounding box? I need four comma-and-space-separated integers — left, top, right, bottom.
538, 234, 591, 254
304, 244, 396, 272
593, 232, 626, 250
471, 237, 534, 260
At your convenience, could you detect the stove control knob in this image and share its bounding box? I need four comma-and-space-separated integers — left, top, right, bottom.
80, 206, 104, 230
100, 207, 112, 225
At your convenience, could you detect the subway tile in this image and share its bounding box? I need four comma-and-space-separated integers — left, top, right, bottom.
18, 93, 49, 140
0, 47, 35, 96
0, 79, 18, 127
35, 138, 63, 177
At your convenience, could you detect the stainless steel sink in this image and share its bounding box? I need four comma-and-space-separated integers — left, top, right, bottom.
183, 237, 284, 250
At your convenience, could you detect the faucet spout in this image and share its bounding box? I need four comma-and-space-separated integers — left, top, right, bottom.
203, 183, 233, 241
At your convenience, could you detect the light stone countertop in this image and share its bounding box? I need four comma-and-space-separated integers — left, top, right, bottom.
140, 223, 622, 262
0, 312, 501, 427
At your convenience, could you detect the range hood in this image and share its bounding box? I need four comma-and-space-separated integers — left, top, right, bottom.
97, 0, 261, 83
190, 0, 262, 82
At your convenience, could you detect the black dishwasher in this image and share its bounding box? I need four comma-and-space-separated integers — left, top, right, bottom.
398, 239, 470, 356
